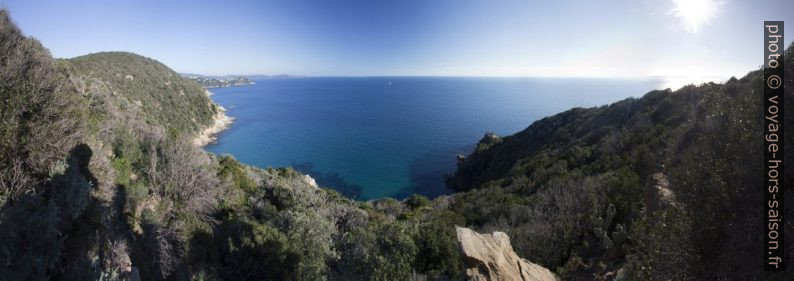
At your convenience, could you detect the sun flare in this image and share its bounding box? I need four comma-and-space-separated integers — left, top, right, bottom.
672, 0, 716, 33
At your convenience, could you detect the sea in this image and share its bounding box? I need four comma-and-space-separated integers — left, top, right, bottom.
205, 77, 666, 200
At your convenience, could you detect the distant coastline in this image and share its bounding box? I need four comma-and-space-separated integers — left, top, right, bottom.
204, 82, 255, 89
181, 73, 305, 89
189, 75, 278, 147
185, 75, 255, 88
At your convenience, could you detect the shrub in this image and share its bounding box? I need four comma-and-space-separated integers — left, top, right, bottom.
413, 221, 462, 279
217, 155, 256, 192
283, 211, 336, 280
404, 194, 430, 210
335, 222, 417, 281
217, 217, 296, 280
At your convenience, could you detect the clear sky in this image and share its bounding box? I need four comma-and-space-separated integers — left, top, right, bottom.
4, 0, 793, 84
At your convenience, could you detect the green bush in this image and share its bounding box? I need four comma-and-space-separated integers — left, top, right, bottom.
217, 155, 256, 192
413, 221, 462, 279
337, 223, 418, 281
216, 217, 297, 280
405, 194, 430, 210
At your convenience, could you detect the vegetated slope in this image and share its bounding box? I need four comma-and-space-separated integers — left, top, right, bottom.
446, 44, 793, 279
67, 51, 216, 135
0, 9, 92, 280
0, 9, 85, 200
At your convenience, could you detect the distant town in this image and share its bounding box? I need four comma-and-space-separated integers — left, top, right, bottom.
181, 74, 306, 88
181, 75, 254, 88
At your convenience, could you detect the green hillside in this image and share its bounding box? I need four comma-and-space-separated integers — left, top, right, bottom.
446, 46, 793, 279
66, 51, 216, 136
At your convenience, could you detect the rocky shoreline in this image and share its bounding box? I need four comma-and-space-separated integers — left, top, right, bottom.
193, 90, 234, 147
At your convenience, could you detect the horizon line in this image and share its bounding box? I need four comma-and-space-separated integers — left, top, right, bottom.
181, 73, 742, 81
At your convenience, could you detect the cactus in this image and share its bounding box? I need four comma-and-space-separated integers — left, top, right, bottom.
592, 204, 620, 249
594, 227, 614, 249
593, 216, 604, 228
612, 223, 627, 245
604, 204, 616, 229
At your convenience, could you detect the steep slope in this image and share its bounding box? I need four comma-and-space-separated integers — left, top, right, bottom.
448, 86, 699, 192
66, 51, 216, 136
0, 9, 84, 200
446, 44, 794, 279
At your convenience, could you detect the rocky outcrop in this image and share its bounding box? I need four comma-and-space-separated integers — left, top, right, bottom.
456, 227, 558, 281
476, 132, 502, 152
303, 174, 319, 188
643, 172, 681, 214
193, 99, 234, 147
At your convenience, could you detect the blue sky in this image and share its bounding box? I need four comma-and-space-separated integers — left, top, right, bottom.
4, 0, 793, 84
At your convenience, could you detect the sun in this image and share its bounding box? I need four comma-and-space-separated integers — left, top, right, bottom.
672, 0, 717, 33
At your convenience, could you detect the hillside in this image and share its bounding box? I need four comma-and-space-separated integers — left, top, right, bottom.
66, 52, 216, 135
446, 45, 794, 279
1, 8, 792, 281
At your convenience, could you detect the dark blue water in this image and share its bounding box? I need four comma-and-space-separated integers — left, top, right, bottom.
205, 77, 663, 200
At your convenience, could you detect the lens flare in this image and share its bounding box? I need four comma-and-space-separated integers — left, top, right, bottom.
672, 0, 716, 33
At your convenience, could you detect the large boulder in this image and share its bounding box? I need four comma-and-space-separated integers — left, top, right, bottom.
456, 227, 558, 281
643, 172, 681, 214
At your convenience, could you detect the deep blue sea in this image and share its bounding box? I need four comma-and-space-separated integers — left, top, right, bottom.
205, 77, 663, 200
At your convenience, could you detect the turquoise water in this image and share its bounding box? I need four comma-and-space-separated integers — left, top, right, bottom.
205, 77, 662, 200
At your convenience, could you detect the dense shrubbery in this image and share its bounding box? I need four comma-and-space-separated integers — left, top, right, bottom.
186, 156, 463, 281
0, 10, 96, 279
0, 9, 85, 206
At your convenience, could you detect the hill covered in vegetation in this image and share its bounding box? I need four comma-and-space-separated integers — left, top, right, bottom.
446, 45, 794, 279
0, 9, 791, 281
67, 51, 217, 135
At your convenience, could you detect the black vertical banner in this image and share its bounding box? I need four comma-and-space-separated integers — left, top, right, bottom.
764, 21, 784, 271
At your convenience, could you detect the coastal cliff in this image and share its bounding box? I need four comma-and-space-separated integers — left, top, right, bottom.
193, 90, 234, 146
